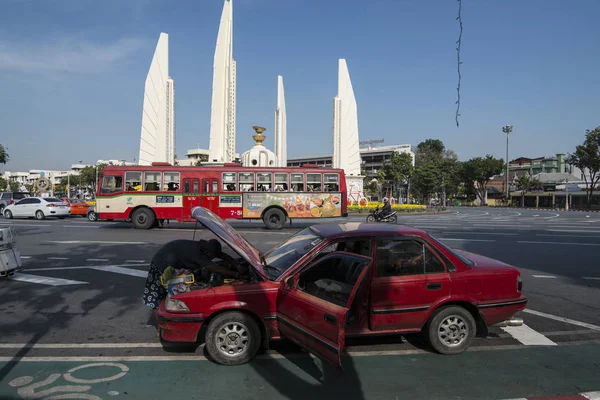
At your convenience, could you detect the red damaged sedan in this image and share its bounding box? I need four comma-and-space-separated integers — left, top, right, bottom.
158, 207, 526, 366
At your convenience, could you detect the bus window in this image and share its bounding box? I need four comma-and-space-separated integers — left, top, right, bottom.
212, 180, 218, 194
101, 176, 123, 194
163, 172, 180, 191
239, 172, 255, 191
184, 180, 191, 193
203, 180, 210, 194
193, 181, 199, 194
291, 173, 304, 192
144, 172, 161, 191
125, 172, 142, 192
307, 173, 322, 192
274, 173, 288, 192
222, 172, 237, 191
324, 173, 340, 191
256, 173, 272, 192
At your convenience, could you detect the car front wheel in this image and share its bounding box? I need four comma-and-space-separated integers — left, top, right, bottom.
204, 312, 261, 366
4, 210, 13, 219
426, 306, 476, 355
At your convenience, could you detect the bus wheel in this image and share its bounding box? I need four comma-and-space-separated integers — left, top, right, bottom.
263, 208, 285, 230
132, 208, 155, 229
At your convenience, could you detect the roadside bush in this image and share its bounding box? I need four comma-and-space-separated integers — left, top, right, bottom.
348, 203, 426, 212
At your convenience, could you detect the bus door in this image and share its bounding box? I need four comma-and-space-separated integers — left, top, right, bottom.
183, 179, 201, 220
201, 179, 220, 213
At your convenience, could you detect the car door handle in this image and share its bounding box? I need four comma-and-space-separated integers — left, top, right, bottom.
324, 313, 337, 325
427, 282, 442, 290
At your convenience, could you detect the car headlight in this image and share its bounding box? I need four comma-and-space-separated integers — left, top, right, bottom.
165, 297, 190, 312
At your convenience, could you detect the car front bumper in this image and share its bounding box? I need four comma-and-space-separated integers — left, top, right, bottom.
157, 302, 205, 343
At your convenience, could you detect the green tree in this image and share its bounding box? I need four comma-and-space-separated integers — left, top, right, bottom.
515, 174, 542, 207
567, 127, 600, 209
0, 177, 6, 191
412, 163, 440, 203
8, 181, 19, 192
461, 155, 505, 206
382, 151, 414, 201
0, 144, 8, 164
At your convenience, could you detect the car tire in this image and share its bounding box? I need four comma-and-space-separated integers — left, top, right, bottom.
35, 210, 45, 220
131, 208, 155, 229
263, 208, 285, 230
205, 311, 261, 366
4, 210, 13, 219
366, 215, 375, 223
87, 212, 98, 222
426, 306, 476, 355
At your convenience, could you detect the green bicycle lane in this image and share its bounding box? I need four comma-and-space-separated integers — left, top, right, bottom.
1, 344, 599, 400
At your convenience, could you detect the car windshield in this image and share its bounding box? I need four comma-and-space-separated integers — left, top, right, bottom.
263, 227, 324, 280
428, 234, 474, 266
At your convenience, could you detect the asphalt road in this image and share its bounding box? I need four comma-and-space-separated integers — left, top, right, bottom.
1, 207, 599, 400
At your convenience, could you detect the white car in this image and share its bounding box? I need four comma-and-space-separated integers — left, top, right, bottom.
3, 197, 71, 220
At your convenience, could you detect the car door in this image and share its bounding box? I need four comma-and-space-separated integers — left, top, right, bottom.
11, 198, 31, 217
276, 252, 372, 368
370, 237, 450, 331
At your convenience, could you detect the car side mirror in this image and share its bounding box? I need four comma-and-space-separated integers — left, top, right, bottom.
286, 277, 294, 289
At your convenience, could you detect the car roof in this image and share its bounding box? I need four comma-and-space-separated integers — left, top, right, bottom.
309, 223, 427, 239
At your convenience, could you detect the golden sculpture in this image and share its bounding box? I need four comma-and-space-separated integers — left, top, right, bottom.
252, 126, 266, 145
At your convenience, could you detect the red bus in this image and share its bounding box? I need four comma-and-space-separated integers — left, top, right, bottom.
95, 163, 348, 229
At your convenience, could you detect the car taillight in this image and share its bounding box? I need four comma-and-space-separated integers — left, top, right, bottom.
517, 274, 522, 292
9, 200, 14, 205
47, 203, 56, 207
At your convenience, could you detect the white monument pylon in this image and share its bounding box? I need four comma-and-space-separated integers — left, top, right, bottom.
208, 0, 237, 163
333, 59, 364, 203
274, 75, 287, 167
138, 32, 175, 166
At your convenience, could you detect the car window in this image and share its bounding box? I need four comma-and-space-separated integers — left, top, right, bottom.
264, 228, 324, 279
425, 247, 446, 273
318, 240, 372, 258
1, 193, 10, 200
30, 198, 41, 204
427, 234, 474, 266
377, 239, 425, 277
45, 198, 62, 203
296, 255, 368, 308
15, 198, 31, 205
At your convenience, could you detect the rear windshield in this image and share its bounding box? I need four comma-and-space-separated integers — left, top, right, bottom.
45, 198, 63, 203
428, 234, 475, 266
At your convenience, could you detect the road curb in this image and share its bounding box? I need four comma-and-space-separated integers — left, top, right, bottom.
502, 391, 600, 400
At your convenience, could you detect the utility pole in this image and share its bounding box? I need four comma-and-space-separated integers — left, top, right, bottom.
502, 125, 513, 206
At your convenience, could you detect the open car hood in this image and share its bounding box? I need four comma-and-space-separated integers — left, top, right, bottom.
191, 207, 266, 279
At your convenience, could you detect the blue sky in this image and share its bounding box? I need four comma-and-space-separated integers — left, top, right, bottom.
1, 0, 599, 172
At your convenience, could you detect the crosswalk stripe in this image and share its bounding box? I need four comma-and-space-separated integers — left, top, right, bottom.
90, 266, 148, 278
9, 273, 88, 286
501, 323, 557, 346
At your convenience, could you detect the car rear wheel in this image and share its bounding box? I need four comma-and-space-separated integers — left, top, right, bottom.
87, 211, 98, 222
426, 306, 475, 355
4, 210, 13, 219
263, 208, 285, 230
35, 210, 45, 220
205, 312, 261, 366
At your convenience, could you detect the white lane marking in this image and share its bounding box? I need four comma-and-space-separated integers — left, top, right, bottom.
536, 234, 600, 238
546, 229, 600, 233
20, 256, 32, 259
61, 225, 100, 229
524, 309, 600, 332
0, 343, 163, 349
409, 226, 449, 229
25, 264, 146, 272
86, 258, 109, 262
47, 257, 69, 260
47, 241, 148, 244
500, 323, 557, 346
582, 392, 600, 400
9, 273, 88, 286
124, 260, 146, 263
436, 238, 496, 242
90, 266, 147, 278
583, 277, 600, 281
0, 223, 49, 227
518, 240, 600, 246
532, 275, 557, 278
472, 224, 528, 228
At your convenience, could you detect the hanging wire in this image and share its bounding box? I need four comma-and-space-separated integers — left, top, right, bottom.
455, 0, 463, 127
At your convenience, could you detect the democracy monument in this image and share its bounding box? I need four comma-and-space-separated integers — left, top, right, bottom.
136, 0, 364, 200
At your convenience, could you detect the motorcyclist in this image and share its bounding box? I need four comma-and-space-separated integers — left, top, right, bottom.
381, 197, 392, 217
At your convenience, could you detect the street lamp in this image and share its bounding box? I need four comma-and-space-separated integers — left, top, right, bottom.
502, 125, 513, 205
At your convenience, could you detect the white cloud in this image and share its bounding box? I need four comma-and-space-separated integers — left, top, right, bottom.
0, 37, 146, 74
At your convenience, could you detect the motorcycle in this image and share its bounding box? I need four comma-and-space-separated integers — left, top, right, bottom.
366, 206, 397, 223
